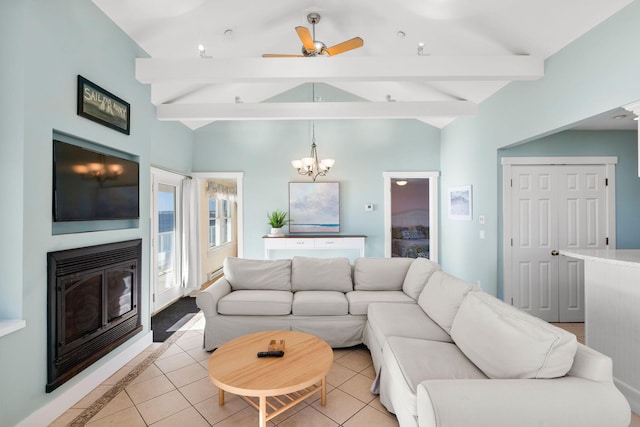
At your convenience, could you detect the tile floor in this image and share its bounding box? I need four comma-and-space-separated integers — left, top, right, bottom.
50, 311, 397, 427
50, 315, 640, 426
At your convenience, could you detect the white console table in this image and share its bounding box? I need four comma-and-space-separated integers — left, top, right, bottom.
263, 235, 366, 260
561, 249, 640, 414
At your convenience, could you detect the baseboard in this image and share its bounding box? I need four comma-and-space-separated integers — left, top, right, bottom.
614, 377, 640, 415
17, 331, 153, 427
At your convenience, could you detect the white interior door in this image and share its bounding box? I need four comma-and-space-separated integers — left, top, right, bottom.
510, 165, 560, 321
556, 165, 608, 321
504, 158, 615, 322
151, 168, 185, 314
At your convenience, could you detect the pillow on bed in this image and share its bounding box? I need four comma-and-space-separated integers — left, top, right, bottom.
405, 227, 425, 239
392, 227, 408, 239
415, 225, 429, 238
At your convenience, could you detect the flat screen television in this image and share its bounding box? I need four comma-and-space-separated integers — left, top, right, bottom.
53, 140, 139, 221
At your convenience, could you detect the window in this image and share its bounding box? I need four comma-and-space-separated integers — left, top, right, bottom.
208, 198, 234, 248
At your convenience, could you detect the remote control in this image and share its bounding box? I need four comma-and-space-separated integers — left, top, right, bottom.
257, 351, 285, 358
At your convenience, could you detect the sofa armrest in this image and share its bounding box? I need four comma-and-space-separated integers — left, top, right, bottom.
567, 342, 613, 383
417, 377, 630, 427
195, 277, 231, 317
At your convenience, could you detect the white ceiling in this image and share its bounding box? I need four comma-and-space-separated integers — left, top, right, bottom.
92, 0, 634, 130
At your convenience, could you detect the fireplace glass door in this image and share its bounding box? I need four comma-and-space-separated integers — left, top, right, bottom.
63, 273, 103, 345
107, 265, 135, 320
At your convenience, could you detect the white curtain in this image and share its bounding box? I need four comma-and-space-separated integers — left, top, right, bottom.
206, 181, 237, 201
181, 178, 198, 290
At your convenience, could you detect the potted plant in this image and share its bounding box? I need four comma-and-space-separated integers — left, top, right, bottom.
267, 209, 288, 236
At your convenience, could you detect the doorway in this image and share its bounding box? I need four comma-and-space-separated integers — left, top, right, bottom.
502, 157, 616, 322
383, 172, 439, 262
192, 172, 244, 286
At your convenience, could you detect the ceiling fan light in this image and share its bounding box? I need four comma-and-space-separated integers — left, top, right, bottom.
265, 13, 363, 58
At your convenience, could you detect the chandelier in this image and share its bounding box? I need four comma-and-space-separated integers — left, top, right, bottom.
291, 84, 334, 181
291, 121, 335, 181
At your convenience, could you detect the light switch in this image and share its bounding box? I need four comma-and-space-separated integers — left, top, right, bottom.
479, 230, 485, 239
479, 215, 485, 225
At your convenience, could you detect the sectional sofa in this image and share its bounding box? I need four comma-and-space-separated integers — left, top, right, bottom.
195, 256, 630, 427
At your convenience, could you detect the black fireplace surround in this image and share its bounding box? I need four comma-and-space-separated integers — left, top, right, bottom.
46, 239, 142, 392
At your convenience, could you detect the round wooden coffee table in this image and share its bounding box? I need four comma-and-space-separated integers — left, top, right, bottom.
207, 330, 333, 427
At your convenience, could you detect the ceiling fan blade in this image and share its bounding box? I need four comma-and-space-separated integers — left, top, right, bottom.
262, 54, 304, 58
295, 26, 316, 51
325, 37, 364, 56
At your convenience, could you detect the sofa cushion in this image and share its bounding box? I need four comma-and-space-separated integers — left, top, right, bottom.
402, 258, 441, 300
382, 336, 487, 417
223, 257, 291, 291
387, 336, 487, 392
291, 256, 353, 292
451, 291, 578, 379
417, 270, 475, 333
367, 303, 452, 350
353, 257, 414, 291
292, 291, 348, 315
217, 290, 292, 315
346, 291, 415, 315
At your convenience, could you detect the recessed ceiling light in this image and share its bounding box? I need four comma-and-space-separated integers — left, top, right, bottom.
396, 31, 406, 39
224, 29, 233, 37
396, 180, 408, 186
612, 114, 628, 120
198, 44, 212, 59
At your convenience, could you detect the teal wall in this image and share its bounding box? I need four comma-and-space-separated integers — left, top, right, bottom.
440, 0, 640, 295
0, 1, 193, 425
192, 116, 441, 259
0, 1, 26, 321
496, 130, 640, 296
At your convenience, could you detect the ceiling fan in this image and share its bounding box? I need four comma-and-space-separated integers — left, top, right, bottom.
263, 12, 364, 58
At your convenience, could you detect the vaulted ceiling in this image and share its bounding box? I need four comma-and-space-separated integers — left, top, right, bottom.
92, 0, 633, 130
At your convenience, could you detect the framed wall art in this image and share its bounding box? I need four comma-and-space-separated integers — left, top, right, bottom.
77, 75, 130, 135
448, 185, 472, 220
289, 182, 340, 233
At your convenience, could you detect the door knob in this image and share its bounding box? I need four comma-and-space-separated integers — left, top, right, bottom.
551, 250, 559, 256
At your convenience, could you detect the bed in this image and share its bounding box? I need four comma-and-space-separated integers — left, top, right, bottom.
391, 209, 430, 259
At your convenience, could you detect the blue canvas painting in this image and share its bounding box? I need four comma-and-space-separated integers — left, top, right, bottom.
289, 182, 340, 233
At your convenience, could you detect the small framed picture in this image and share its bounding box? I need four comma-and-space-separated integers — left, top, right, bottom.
448, 185, 472, 220
77, 75, 130, 135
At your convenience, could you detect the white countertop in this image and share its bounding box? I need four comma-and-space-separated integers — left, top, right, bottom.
561, 249, 640, 267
